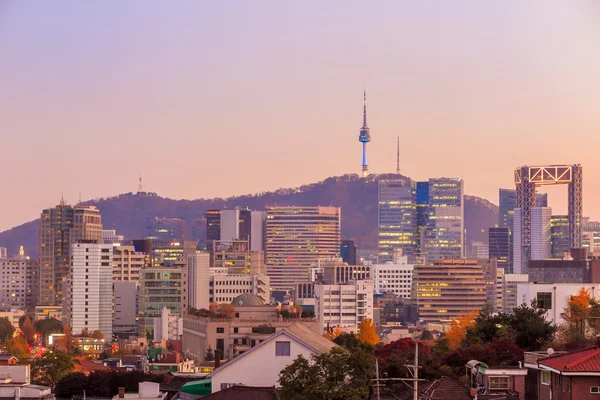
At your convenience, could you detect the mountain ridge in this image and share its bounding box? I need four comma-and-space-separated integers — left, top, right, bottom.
0, 173, 498, 258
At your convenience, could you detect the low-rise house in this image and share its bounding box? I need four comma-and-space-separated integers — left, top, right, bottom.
525, 347, 600, 400
112, 382, 167, 400
206, 322, 335, 393
0, 365, 53, 400
0, 354, 19, 365
465, 360, 527, 399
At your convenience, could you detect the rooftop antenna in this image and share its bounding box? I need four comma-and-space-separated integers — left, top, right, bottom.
78, 192, 82, 205
60, 190, 66, 206
396, 135, 400, 175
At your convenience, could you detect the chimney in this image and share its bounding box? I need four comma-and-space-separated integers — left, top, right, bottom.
215, 350, 220, 368
118, 387, 125, 399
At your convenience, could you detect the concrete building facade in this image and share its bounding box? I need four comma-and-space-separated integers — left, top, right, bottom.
69, 242, 113, 339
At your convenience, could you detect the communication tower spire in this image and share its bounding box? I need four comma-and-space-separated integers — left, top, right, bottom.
138, 172, 144, 193
396, 135, 400, 175
358, 89, 371, 178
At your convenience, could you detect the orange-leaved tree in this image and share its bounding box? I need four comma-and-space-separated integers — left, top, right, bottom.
357, 318, 379, 346
323, 326, 342, 340
446, 310, 478, 350
560, 287, 592, 345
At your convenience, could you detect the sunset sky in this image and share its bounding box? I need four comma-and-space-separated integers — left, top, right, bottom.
1, 1, 599, 231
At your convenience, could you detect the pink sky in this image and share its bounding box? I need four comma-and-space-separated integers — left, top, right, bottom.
0, 1, 599, 231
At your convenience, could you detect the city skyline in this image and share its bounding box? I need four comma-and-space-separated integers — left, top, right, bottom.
1, 2, 600, 231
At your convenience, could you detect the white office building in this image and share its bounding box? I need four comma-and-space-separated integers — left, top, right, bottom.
314, 279, 373, 334
531, 207, 552, 261
516, 283, 600, 326
250, 211, 266, 251
187, 252, 211, 311
69, 242, 113, 339
372, 254, 414, 299
211, 273, 270, 304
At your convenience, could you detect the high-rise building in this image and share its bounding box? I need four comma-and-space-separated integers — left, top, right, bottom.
377, 180, 417, 262
250, 211, 266, 251
531, 207, 552, 261
472, 241, 489, 259
500, 189, 547, 229
0, 248, 7, 259
489, 227, 512, 273
210, 272, 270, 304
212, 240, 265, 275
372, 252, 414, 299
514, 164, 582, 273
152, 240, 197, 267
0, 257, 32, 311
39, 203, 102, 305
499, 189, 517, 228
139, 266, 183, 333
191, 217, 207, 251
265, 206, 341, 290
415, 182, 429, 255
340, 240, 357, 265
314, 278, 373, 334
112, 245, 149, 282
68, 242, 113, 339
205, 210, 221, 247
502, 273, 529, 312
145, 217, 185, 243
187, 252, 210, 311
414, 259, 486, 323
113, 281, 138, 336
551, 215, 570, 256
424, 178, 464, 262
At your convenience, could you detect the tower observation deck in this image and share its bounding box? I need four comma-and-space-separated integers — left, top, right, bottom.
359, 90, 371, 177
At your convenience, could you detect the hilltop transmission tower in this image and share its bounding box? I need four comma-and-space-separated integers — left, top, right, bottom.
358, 90, 371, 177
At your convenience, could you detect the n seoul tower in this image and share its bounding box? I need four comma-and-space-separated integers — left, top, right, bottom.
358, 90, 371, 177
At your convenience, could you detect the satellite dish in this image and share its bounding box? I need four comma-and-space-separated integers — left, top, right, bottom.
547, 348, 555, 356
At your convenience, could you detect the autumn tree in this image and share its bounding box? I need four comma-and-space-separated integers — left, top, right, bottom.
0, 317, 15, 343
357, 318, 379, 346
220, 303, 235, 317
31, 350, 74, 388
445, 310, 478, 350
21, 315, 36, 345
89, 330, 104, 340
5, 336, 29, 360
323, 326, 342, 340
559, 287, 593, 346
209, 302, 218, 313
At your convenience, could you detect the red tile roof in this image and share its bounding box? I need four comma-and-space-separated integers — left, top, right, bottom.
539, 347, 600, 372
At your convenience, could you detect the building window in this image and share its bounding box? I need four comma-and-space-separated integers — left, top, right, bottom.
488, 376, 509, 390
275, 341, 290, 356
537, 292, 552, 309
541, 370, 551, 385
591, 387, 600, 394
216, 327, 224, 333
233, 327, 238, 333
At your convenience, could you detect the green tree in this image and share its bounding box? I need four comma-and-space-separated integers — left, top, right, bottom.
0, 317, 15, 343
34, 318, 63, 338
21, 315, 36, 345
420, 329, 434, 340
333, 332, 372, 351
30, 350, 74, 388
279, 347, 374, 400
5, 336, 29, 360
89, 330, 104, 340
510, 300, 555, 351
